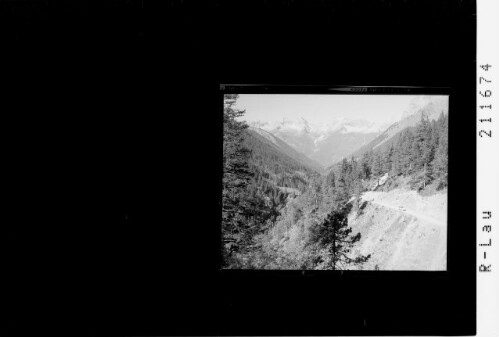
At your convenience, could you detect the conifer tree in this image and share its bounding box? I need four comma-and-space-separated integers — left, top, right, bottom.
311, 205, 371, 270
360, 152, 371, 179
371, 151, 383, 177
416, 113, 433, 170
336, 158, 352, 203
326, 171, 336, 188
222, 94, 254, 265
382, 145, 394, 173
410, 139, 421, 172
390, 144, 401, 176
399, 129, 414, 174
431, 114, 448, 188
430, 120, 440, 150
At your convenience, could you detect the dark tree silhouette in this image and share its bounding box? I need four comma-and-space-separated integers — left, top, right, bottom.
222, 94, 254, 266
311, 205, 371, 270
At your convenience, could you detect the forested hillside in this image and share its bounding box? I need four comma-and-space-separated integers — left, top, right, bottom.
348, 96, 448, 162
329, 111, 449, 197
222, 95, 323, 268
245, 126, 324, 176
222, 94, 448, 270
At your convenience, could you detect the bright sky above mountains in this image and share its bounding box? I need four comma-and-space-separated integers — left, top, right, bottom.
233, 94, 441, 130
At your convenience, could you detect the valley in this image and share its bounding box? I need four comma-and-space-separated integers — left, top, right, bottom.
251, 118, 380, 167
222, 94, 449, 270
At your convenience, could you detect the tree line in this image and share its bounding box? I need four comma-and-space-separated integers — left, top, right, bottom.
328, 111, 448, 200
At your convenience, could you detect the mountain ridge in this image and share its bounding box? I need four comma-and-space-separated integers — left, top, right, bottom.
347, 96, 449, 161
246, 95, 448, 171
246, 126, 324, 174
249, 118, 380, 167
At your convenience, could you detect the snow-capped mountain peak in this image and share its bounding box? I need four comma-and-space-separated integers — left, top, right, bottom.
401, 96, 448, 120
248, 117, 380, 167
250, 117, 382, 136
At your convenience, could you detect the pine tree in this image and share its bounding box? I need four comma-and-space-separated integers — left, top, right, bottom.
399, 129, 414, 174
336, 158, 352, 203
326, 171, 336, 188
416, 113, 433, 171
431, 114, 448, 188
390, 144, 401, 176
311, 205, 371, 270
310, 177, 323, 211
222, 94, 254, 266
360, 152, 371, 180
430, 120, 440, 151
413, 113, 438, 187
382, 145, 394, 173
350, 157, 364, 196
371, 151, 383, 177
410, 138, 421, 173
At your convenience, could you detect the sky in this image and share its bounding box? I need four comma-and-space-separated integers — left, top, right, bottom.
232, 94, 439, 129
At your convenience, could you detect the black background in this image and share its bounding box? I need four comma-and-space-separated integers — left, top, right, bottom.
3, 0, 476, 335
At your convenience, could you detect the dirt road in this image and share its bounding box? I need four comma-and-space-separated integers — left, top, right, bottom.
348, 188, 447, 270
361, 191, 445, 227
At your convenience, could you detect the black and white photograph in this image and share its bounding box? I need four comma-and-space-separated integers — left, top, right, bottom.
223, 94, 448, 271
3, 0, 485, 335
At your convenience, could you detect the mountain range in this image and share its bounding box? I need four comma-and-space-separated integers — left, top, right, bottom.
246, 95, 449, 171
246, 126, 324, 173
250, 118, 384, 167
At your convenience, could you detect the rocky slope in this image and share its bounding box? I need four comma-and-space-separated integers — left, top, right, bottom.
347, 186, 447, 270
